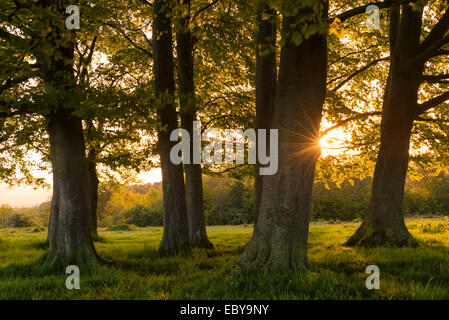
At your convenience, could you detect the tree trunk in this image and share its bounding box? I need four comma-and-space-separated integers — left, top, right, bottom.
254, 7, 277, 223
87, 156, 99, 239
176, 0, 213, 249
345, 99, 418, 247
153, 0, 190, 256
46, 112, 100, 268
42, 2, 101, 267
345, 74, 420, 247
346, 5, 423, 247
236, 6, 328, 271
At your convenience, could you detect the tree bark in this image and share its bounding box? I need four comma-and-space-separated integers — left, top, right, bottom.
153, 0, 190, 256
176, 0, 213, 249
46, 112, 100, 268
254, 7, 277, 224
346, 5, 423, 247
236, 5, 328, 271
87, 155, 99, 239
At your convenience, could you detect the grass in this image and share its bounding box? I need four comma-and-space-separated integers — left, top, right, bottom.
0, 217, 449, 299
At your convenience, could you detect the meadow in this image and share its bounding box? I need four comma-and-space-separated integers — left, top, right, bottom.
0, 217, 448, 300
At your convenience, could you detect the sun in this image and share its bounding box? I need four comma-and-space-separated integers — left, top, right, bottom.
319, 137, 331, 149
318, 124, 352, 157
319, 137, 340, 157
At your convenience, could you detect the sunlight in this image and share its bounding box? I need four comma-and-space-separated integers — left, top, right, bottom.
319, 121, 353, 157
319, 137, 342, 157
138, 168, 162, 184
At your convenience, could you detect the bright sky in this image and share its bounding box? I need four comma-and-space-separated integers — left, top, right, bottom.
0, 168, 162, 208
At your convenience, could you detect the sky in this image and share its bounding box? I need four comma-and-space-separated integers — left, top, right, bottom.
0, 168, 162, 208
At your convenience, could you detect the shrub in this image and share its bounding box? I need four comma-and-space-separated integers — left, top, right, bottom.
229, 208, 254, 225
5, 213, 32, 228
122, 205, 163, 227
106, 224, 136, 231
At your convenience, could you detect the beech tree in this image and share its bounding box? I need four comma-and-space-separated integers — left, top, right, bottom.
236, 0, 329, 270
153, 0, 191, 255
1, 0, 102, 267
346, 1, 449, 247
176, 0, 213, 248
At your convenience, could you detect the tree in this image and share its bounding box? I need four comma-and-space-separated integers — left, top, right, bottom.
153, 0, 190, 256
1, 0, 102, 267
236, 0, 329, 270
176, 0, 213, 249
346, 2, 449, 247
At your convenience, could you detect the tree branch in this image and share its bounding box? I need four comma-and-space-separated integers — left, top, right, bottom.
320, 111, 382, 137
330, 57, 389, 91
430, 49, 449, 58
79, 36, 97, 83
105, 22, 152, 57
416, 91, 449, 115
0, 103, 33, 118
328, 44, 384, 67
422, 74, 449, 83
419, 7, 449, 53
333, 0, 417, 23
406, 34, 449, 68
0, 74, 35, 94
138, 0, 153, 6
0, 27, 27, 45
192, 0, 221, 22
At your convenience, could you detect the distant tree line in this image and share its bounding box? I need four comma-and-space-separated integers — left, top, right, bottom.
4, 171, 449, 229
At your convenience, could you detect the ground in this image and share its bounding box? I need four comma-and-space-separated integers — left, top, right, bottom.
0, 217, 448, 299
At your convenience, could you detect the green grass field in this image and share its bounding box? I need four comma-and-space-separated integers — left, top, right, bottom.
1, 217, 449, 299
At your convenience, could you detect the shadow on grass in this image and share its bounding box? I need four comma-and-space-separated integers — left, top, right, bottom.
106, 247, 189, 276
0, 255, 57, 279
182, 268, 383, 300
24, 241, 49, 250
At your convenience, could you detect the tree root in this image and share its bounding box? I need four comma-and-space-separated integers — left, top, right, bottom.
345, 224, 418, 248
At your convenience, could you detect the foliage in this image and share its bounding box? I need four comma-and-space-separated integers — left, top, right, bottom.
312, 178, 371, 221
0, 205, 33, 228
123, 205, 163, 227
90, 169, 449, 227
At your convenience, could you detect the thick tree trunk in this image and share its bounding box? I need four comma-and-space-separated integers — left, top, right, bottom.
254, 8, 277, 223
87, 157, 99, 239
46, 112, 100, 268
236, 7, 328, 271
345, 76, 419, 246
176, 0, 213, 249
153, 0, 190, 256
42, 2, 101, 267
346, 5, 423, 247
